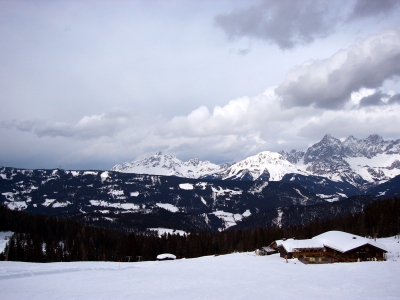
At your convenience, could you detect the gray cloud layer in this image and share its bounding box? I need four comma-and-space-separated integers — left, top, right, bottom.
215, 0, 400, 49
1, 1, 400, 170
215, 0, 337, 49
1, 109, 132, 140
358, 91, 400, 107
275, 30, 400, 109
351, 0, 400, 19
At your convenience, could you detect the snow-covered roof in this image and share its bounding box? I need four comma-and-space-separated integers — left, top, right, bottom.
156, 253, 176, 260
278, 231, 387, 253
274, 238, 294, 247
312, 231, 387, 253
280, 239, 324, 253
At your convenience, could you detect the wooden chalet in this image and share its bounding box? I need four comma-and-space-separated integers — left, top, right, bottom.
270, 231, 387, 263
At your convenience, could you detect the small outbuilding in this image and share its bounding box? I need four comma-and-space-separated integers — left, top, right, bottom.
156, 253, 176, 261
255, 246, 278, 256
271, 231, 387, 263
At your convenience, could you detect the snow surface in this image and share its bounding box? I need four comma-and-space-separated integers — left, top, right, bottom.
242, 209, 251, 217
179, 183, 194, 190
52, 201, 71, 208
42, 199, 56, 207
83, 171, 98, 176
346, 153, 400, 169
155, 203, 179, 213
0, 232, 13, 253
100, 171, 109, 182
89, 200, 140, 210
148, 228, 187, 237
211, 186, 242, 196
0, 236, 399, 299
156, 253, 176, 260
222, 151, 308, 181
212, 210, 246, 229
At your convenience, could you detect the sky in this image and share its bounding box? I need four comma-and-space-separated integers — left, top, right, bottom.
1, 0, 400, 170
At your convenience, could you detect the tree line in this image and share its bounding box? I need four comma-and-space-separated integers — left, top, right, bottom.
0, 197, 399, 262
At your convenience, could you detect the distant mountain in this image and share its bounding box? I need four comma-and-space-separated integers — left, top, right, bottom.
280, 134, 400, 188
114, 134, 400, 192
0, 167, 324, 232
2, 134, 400, 233
111, 152, 229, 179
203, 151, 307, 181
1, 166, 399, 232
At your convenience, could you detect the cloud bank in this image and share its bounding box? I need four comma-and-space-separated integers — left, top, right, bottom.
275, 30, 400, 109
2, 109, 132, 140
1, 1, 400, 169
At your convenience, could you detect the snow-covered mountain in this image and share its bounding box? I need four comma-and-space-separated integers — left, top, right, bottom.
0, 167, 325, 232
111, 152, 229, 179
113, 134, 400, 189
282, 134, 400, 187
1, 165, 398, 232
204, 151, 307, 181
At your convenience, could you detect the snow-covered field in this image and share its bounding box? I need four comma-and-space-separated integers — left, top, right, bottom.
1, 237, 399, 299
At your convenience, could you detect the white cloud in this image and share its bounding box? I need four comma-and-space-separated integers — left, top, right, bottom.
276, 29, 400, 109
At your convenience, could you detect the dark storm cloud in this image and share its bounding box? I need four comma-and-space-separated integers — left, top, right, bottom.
214, 0, 336, 49
351, 0, 400, 19
215, 0, 400, 50
358, 91, 387, 107
388, 93, 400, 104
275, 30, 400, 109
357, 90, 400, 108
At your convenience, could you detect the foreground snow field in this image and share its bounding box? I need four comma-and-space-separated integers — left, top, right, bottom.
1, 237, 399, 300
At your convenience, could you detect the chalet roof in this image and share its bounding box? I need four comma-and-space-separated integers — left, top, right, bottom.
261, 246, 278, 253
277, 231, 387, 254
313, 231, 387, 253
280, 239, 324, 253
274, 238, 294, 247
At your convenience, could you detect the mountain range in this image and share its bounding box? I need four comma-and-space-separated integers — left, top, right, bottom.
1, 134, 400, 233
113, 134, 400, 191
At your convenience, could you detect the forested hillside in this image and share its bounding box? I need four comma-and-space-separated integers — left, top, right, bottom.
1, 197, 399, 262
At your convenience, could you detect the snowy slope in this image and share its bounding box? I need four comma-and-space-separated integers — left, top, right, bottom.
111, 152, 227, 179
212, 151, 308, 181
0, 236, 399, 299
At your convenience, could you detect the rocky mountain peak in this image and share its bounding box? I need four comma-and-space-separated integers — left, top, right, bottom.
366, 134, 383, 144
321, 134, 341, 145
279, 149, 305, 164
303, 134, 343, 164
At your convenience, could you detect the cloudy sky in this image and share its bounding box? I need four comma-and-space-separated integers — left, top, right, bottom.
1, 0, 400, 170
